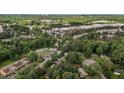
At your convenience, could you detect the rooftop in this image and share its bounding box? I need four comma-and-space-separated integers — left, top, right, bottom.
0, 25, 3, 33
78, 68, 88, 78
0, 58, 30, 76
83, 59, 96, 66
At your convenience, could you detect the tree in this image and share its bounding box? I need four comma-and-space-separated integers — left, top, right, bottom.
51, 52, 58, 61
27, 51, 37, 62
10, 24, 30, 35
111, 48, 124, 66
86, 32, 100, 40
62, 72, 74, 79
96, 47, 104, 55
27, 67, 46, 79
66, 52, 82, 64
11, 54, 20, 60
84, 66, 97, 77
61, 39, 83, 53
95, 41, 109, 55
44, 60, 53, 68
83, 42, 93, 57
52, 70, 60, 79
104, 70, 113, 79
73, 73, 80, 79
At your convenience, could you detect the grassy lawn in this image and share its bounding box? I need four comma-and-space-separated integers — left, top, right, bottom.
0, 60, 14, 68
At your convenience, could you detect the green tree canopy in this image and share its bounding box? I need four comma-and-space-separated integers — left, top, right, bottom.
27, 51, 37, 62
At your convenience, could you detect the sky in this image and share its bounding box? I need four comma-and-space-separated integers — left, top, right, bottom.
0, 0, 124, 14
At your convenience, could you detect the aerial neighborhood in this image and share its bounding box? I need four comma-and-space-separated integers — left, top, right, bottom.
0, 15, 124, 79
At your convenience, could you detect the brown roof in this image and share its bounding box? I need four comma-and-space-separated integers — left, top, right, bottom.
0, 58, 31, 76
2, 67, 11, 74
13, 61, 23, 68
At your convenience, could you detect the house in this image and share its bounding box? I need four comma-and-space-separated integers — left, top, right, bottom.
62, 23, 71, 27
0, 25, 3, 33
19, 35, 33, 39
0, 66, 13, 76
0, 58, 30, 76
114, 69, 124, 75
83, 59, 96, 66
92, 20, 113, 24
78, 68, 88, 78
1, 39, 12, 42
45, 23, 124, 36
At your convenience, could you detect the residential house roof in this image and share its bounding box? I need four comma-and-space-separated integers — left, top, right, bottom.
0, 58, 30, 76
114, 69, 124, 75
78, 68, 88, 78
0, 25, 3, 33
83, 59, 96, 66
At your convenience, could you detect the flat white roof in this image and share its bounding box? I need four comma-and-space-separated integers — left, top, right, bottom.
0, 25, 3, 33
